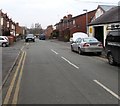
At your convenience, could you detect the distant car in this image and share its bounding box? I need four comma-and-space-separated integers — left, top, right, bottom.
25, 34, 35, 42
39, 34, 46, 40
105, 30, 120, 65
0, 36, 9, 47
71, 37, 103, 55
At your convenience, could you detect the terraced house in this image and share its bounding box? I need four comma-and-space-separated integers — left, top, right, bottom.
0, 9, 26, 40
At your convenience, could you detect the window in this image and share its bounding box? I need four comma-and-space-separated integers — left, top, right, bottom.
109, 30, 120, 36
0, 37, 4, 40
83, 38, 98, 42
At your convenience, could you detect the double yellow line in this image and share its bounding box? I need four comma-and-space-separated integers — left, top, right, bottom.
3, 50, 26, 104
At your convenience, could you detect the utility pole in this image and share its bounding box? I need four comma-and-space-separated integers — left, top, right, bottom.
83, 9, 88, 35
0, 10, 2, 36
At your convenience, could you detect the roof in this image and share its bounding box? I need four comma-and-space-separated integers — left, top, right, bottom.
89, 6, 120, 26
98, 5, 115, 12
72, 9, 96, 19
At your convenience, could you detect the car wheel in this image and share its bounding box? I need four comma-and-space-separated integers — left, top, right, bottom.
107, 53, 115, 65
78, 48, 82, 55
2, 43, 7, 47
71, 46, 74, 51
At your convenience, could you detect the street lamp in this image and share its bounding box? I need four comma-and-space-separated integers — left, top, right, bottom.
0, 10, 2, 35
83, 9, 88, 35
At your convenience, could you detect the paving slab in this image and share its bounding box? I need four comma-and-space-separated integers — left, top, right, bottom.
2, 40, 24, 82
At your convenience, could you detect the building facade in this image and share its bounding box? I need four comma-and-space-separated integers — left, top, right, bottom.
45, 25, 54, 39
55, 10, 96, 41
88, 6, 119, 46
0, 9, 25, 38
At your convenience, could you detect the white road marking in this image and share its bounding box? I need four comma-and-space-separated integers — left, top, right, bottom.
21, 46, 24, 51
94, 80, 120, 100
51, 49, 59, 54
61, 56, 79, 69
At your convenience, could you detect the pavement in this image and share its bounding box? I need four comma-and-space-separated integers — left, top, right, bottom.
2, 40, 24, 83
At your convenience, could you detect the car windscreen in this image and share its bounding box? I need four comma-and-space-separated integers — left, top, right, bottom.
83, 38, 98, 42
27, 34, 34, 37
109, 31, 120, 36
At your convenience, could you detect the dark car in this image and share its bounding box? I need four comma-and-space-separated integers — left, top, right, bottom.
25, 34, 35, 42
105, 30, 120, 65
39, 34, 46, 40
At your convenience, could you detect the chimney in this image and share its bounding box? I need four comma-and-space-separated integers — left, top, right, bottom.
16, 22, 19, 26
67, 14, 72, 20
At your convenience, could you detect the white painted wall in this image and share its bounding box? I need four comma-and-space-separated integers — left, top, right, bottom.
92, 8, 104, 22
95, 8, 104, 19
88, 22, 120, 46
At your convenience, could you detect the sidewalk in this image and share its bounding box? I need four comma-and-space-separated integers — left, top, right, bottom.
2, 40, 24, 82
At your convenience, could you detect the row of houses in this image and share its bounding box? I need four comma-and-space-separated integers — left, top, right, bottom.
54, 4, 120, 46
0, 9, 27, 39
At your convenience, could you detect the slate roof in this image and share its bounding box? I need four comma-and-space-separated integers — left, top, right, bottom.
99, 5, 115, 12
89, 6, 120, 26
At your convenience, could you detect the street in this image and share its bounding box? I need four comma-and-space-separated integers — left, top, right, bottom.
2, 39, 119, 104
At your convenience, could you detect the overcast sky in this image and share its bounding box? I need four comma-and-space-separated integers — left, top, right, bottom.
0, 0, 119, 29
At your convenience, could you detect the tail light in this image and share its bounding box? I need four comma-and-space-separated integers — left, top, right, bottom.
83, 43, 90, 47
98, 43, 103, 47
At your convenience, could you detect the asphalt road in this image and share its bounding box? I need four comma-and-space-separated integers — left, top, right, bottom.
2, 39, 120, 104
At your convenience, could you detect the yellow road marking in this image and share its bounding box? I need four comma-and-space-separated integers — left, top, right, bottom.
3, 51, 25, 104
12, 51, 26, 104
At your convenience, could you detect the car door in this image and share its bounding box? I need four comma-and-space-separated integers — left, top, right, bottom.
0, 37, 4, 46
73, 38, 81, 51
76, 38, 82, 52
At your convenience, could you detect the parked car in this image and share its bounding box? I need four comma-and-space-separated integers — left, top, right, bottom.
25, 34, 35, 42
71, 37, 103, 55
105, 30, 120, 65
69, 37, 73, 44
39, 34, 46, 40
0, 36, 9, 47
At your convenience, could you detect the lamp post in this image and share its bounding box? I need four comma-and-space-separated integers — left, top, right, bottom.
83, 9, 88, 35
0, 10, 2, 36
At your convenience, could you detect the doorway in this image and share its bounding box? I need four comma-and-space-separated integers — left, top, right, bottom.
94, 26, 104, 45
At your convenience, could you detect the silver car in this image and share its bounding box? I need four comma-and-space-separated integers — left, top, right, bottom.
71, 37, 103, 55
25, 34, 35, 42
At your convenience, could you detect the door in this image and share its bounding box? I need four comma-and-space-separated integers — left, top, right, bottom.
94, 26, 104, 46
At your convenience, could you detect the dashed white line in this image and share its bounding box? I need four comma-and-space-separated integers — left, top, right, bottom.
61, 56, 79, 69
51, 49, 59, 54
94, 80, 120, 100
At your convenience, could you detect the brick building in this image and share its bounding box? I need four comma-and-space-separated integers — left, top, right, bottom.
55, 10, 96, 41
45, 25, 54, 39
0, 9, 26, 38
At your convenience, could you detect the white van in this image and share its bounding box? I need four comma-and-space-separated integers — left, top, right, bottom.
70, 32, 88, 43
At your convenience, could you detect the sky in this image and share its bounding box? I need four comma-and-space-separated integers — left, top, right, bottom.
0, 0, 119, 29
